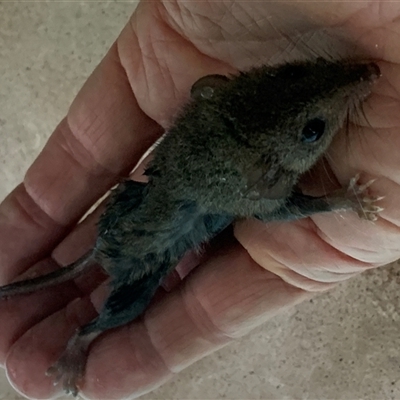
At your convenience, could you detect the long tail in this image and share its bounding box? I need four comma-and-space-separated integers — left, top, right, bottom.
0, 180, 149, 299
0, 250, 95, 298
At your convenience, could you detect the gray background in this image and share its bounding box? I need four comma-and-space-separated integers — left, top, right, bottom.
0, 2, 399, 399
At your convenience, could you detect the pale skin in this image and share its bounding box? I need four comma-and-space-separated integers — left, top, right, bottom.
0, 1, 400, 398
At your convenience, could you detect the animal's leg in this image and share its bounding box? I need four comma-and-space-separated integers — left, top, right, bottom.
46, 264, 168, 396
258, 175, 383, 222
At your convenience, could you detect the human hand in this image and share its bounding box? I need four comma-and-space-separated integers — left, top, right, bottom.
1, 1, 400, 399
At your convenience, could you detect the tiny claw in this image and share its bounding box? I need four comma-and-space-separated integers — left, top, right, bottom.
362, 195, 385, 203
369, 214, 378, 222
348, 175, 359, 190
374, 195, 386, 201
356, 178, 377, 192
351, 173, 361, 183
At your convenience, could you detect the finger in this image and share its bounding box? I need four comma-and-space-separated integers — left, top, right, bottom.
236, 218, 380, 291
0, 39, 162, 284
26, 39, 163, 225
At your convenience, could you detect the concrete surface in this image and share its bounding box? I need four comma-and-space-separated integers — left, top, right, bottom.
0, 2, 399, 399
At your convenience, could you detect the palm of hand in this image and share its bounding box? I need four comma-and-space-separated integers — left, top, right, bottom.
0, 1, 399, 399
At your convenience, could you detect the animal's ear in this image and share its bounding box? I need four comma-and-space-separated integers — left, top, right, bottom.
190, 74, 231, 100
241, 164, 294, 200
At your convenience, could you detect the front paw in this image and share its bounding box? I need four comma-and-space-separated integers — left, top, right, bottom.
346, 173, 384, 221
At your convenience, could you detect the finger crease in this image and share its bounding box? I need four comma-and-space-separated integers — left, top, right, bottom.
16, 183, 64, 231
62, 119, 116, 179
180, 281, 236, 341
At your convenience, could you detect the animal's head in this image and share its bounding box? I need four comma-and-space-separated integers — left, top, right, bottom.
190, 58, 380, 199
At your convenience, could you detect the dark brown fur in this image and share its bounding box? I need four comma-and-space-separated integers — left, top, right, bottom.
0, 58, 380, 395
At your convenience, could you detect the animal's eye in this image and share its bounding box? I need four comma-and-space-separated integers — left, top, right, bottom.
301, 118, 326, 143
